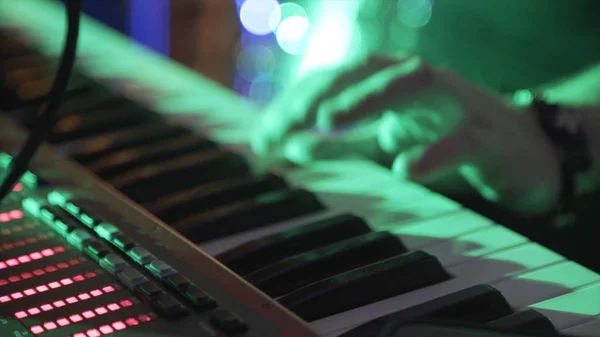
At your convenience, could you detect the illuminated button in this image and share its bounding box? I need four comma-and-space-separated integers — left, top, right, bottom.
117, 267, 148, 289
67, 229, 94, 249
127, 246, 155, 265
151, 292, 188, 319
100, 254, 127, 274
110, 233, 136, 251
210, 309, 248, 336
184, 284, 217, 311
95, 222, 119, 240
165, 274, 190, 291
51, 219, 76, 236
84, 242, 110, 261
146, 260, 175, 279
136, 282, 163, 299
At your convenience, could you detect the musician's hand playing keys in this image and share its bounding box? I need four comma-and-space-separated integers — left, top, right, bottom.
251, 54, 561, 217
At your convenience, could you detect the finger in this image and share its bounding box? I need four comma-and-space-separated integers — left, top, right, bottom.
391, 127, 477, 184
377, 111, 442, 155
282, 122, 382, 164
252, 55, 405, 155
318, 56, 434, 130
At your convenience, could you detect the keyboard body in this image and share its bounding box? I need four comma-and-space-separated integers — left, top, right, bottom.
1, 1, 599, 337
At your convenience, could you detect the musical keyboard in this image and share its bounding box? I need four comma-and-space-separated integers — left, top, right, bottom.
1, 1, 599, 336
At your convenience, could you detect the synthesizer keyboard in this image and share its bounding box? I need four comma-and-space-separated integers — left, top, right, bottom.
1, 1, 599, 336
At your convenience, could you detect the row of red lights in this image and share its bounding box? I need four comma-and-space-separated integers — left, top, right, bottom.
0, 246, 65, 270
30, 299, 137, 335
0, 209, 23, 222
0, 270, 97, 303
0, 258, 82, 288
0, 233, 53, 252
15, 285, 117, 319
0, 221, 37, 236
70, 313, 153, 337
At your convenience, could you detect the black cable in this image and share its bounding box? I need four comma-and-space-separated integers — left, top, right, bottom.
0, 0, 82, 204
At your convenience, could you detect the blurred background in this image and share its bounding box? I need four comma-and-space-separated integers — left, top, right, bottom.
73, 0, 600, 105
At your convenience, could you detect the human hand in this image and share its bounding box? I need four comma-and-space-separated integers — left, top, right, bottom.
251, 54, 561, 216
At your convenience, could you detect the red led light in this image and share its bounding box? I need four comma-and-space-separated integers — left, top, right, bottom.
57, 262, 69, 269
23, 288, 36, 296
69, 259, 81, 265
41, 304, 53, 311
8, 276, 20, 282
78, 293, 91, 300
12, 183, 23, 192
66, 296, 78, 304
0, 262, 6, 270
32, 269, 45, 275
102, 286, 115, 293
48, 281, 61, 289
99, 325, 114, 335
74, 333, 86, 337
90, 289, 102, 297
57, 318, 70, 326
15, 311, 27, 319
30, 325, 44, 335
53, 300, 66, 307
86, 329, 101, 337
45, 266, 57, 272
106, 303, 120, 311
10, 292, 23, 299
21, 272, 33, 279
85, 271, 97, 278
0, 296, 11, 303
138, 314, 152, 322
119, 299, 133, 307
6, 258, 19, 266
73, 274, 85, 282
124, 318, 138, 327
10, 210, 23, 219
94, 307, 108, 315
28, 307, 41, 315
69, 314, 83, 323
36, 285, 49, 292
44, 322, 57, 330
54, 246, 66, 253
60, 278, 74, 285
0, 279, 7, 286
30, 252, 43, 260
82, 311, 96, 319
0, 213, 10, 222
114, 321, 128, 330
41, 249, 55, 257
17, 255, 31, 263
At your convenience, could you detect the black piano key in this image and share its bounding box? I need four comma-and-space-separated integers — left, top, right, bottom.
66, 123, 190, 163
111, 150, 251, 203
277, 250, 452, 322
216, 213, 372, 275
50, 105, 160, 143
146, 173, 288, 223
247, 231, 408, 297
89, 134, 218, 179
488, 310, 556, 333
339, 285, 515, 337
175, 188, 325, 243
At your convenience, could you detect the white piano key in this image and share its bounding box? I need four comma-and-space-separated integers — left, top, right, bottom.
529, 282, 600, 330
423, 224, 529, 266
494, 261, 600, 309
562, 316, 600, 336
313, 242, 565, 336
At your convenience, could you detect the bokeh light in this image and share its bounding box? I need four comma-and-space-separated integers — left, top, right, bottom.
240, 0, 281, 36
276, 16, 310, 55
249, 76, 274, 103
236, 45, 276, 81
397, 0, 433, 28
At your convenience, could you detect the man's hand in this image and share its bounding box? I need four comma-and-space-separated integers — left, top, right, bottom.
251, 54, 561, 217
